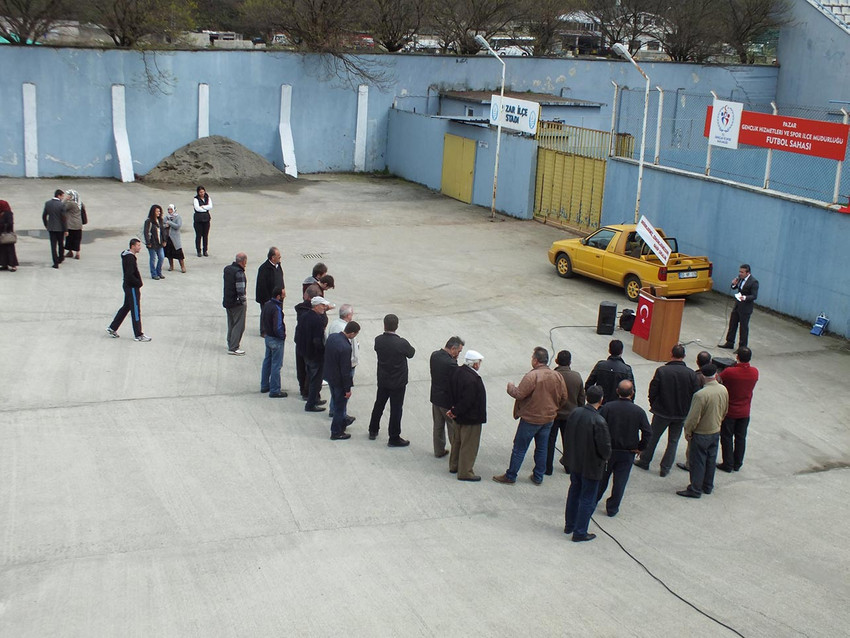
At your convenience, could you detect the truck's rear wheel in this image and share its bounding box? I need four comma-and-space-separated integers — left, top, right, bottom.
624, 275, 642, 301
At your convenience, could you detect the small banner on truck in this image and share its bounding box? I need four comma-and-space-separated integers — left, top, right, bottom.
636, 215, 671, 265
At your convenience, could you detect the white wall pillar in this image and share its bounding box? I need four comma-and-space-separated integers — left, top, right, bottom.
22, 83, 38, 178
198, 83, 209, 138
279, 84, 297, 178
354, 84, 368, 172
111, 85, 134, 183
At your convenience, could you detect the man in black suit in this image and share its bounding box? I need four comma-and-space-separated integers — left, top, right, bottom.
720, 264, 759, 349
42, 189, 67, 268
369, 314, 415, 447
256, 246, 284, 335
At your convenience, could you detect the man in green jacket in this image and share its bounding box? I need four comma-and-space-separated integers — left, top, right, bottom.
677, 364, 729, 499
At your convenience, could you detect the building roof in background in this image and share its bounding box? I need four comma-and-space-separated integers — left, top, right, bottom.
441, 90, 603, 108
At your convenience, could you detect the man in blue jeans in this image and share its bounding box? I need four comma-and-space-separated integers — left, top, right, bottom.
493, 347, 568, 486
260, 287, 287, 398
563, 386, 611, 542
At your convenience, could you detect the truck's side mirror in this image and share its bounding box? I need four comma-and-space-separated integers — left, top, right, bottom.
580, 238, 587, 245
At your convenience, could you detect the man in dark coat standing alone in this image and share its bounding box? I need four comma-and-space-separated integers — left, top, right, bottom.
369, 314, 415, 447
447, 349, 486, 481
720, 264, 759, 349
597, 380, 650, 517
563, 385, 611, 543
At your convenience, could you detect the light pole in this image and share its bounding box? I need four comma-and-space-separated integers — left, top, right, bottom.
475, 34, 505, 221
612, 42, 650, 223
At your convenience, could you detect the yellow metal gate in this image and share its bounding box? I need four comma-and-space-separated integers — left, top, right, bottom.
533, 123, 633, 231
441, 134, 476, 204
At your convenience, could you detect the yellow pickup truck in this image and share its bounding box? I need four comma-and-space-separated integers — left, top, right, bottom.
548, 224, 713, 301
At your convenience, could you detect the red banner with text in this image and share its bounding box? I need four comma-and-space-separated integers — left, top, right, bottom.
704, 107, 849, 161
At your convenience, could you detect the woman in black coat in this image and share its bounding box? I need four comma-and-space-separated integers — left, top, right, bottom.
0, 200, 19, 272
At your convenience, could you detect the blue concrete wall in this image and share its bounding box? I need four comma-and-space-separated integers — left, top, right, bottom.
0, 45, 778, 179
602, 159, 850, 337
777, 0, 850, 105
386, 109, 537, 218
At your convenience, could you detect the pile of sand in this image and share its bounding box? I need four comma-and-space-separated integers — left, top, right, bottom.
143, 135, 294, 186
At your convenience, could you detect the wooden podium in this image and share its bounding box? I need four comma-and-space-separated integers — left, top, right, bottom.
632, 286, 684, 362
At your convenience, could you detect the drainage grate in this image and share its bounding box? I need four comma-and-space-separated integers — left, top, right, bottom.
301, 253, 324, 260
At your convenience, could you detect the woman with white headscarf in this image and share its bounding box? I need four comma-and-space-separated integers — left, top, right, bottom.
63, 189, 86, 260
164, 203, 186, 273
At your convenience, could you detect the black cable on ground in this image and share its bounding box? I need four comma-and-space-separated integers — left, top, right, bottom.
548, 324, 599, 354
590, 515, 746, 637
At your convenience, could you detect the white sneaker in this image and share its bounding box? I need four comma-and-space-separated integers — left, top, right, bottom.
106, 327, 119, 338
228, 349, 245, 355
134, 334, 151, 342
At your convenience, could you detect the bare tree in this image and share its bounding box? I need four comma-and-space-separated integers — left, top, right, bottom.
651, 0, 722, 62
428, 0, 519, 54
241, 0, 391, 86
241, 0, 360, 51
361, 0, 421, 52
81, 0, 198, 48
515, 0, 580, 56
0, 0, 71, 44
583, 0, 656, 54
719, 0, 790, 64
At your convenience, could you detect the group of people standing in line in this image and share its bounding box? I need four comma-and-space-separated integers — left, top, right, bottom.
102, 225, 761, 543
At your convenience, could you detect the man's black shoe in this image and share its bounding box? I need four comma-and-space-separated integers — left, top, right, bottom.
330, 433, 351, 440
676, 489, 701, 498
660, 468, 670, 477
634, 461, 649, 471
716, 464, 734, 473
305, 405, 326, 412
458, 475, 481, 482
344, 416, 356, 426
718, 342, 735, 349
316, 399, 327, 406
572, 533, 597, 543
387, 437, 410, 447
269, 392, 288, 398
564, 525, 574, 535
676, 462, 689, 471
368, 432, 378, 440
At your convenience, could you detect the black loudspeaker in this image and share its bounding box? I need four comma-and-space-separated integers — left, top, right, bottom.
619, 308, 636, 331
712, 356, 736, 372
597, 301, 617, 335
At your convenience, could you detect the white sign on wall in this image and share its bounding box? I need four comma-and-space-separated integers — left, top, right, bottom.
489, 95, 540, 135
708, 99, 744, 149
636, 215, 671, 265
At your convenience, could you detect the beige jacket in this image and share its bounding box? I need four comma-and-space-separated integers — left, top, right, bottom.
508, 366, 568, 425
683, 379, 729, 436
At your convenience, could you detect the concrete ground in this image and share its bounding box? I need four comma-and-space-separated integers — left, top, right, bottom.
1, 174, 848, 637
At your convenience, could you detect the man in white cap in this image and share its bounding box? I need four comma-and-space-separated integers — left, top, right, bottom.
447, 350, 486, 481
296, 296, 334, 411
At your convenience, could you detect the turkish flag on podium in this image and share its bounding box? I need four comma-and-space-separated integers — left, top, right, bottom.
631, 294, 655, 340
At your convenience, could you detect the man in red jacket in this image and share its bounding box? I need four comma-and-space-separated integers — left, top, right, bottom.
717, 347, 759, 472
